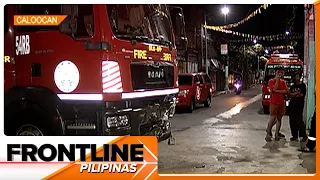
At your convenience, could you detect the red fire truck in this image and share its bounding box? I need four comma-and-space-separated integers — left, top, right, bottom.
261, 54, 303, 114
4, 5, 186, 141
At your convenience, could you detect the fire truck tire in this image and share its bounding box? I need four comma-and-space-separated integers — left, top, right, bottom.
4, 101, 63, 136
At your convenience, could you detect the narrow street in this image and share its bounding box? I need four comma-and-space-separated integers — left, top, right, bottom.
158, 87, 316, 173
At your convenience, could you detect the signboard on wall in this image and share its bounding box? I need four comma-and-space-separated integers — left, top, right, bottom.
221, 44, 228, 55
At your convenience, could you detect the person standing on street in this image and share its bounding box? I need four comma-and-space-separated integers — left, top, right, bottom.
265, 67, 288, 142
288, 72, 307, 142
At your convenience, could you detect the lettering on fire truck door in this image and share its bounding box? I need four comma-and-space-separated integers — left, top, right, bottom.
15, 35, 30, 56
13, 34, 32, 86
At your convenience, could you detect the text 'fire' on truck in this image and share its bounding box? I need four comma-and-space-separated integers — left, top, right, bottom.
4, 5, 187, 141
261, 53, 303, 114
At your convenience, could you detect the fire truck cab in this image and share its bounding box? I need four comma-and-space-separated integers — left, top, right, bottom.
261, 54, 303, 114
4, 5, 185, 141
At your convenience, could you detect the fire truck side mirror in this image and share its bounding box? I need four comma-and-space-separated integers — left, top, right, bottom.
59, 15, 77, 37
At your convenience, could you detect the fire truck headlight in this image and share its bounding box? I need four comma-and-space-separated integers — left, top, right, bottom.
106, 115, 129, 128
54, 60, 80, 93
264, 95, 270, 99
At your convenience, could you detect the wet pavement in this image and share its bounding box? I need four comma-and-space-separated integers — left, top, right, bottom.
158, 87, 316, 174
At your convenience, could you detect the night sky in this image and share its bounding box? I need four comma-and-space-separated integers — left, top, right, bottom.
203, 5, 304, 34
201, 4, 305, 57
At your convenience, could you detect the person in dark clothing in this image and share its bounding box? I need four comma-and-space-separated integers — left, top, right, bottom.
288, 71, 307, 142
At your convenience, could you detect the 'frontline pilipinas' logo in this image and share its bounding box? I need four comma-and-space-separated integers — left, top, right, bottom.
6, 137, 158, 179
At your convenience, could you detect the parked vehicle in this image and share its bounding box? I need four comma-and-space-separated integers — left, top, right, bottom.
176, 73, 214, 112
261, 54, 303, 114
4, 5, 186, 142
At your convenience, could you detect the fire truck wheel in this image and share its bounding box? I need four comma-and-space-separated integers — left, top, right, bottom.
5, 102, 63, 136
16, 124, 44, 136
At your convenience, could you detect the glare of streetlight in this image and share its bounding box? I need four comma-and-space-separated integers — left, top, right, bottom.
285, 31, 290, 35
221, 7, 229, 15
265, 49, 269, 54
253, 39, 257, 44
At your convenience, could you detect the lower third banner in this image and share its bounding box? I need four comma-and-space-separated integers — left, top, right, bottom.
2, 136, 158, 180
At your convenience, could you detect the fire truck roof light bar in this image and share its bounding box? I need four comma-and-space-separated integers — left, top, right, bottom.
57, 94, 103, 101
121, 88, 179, 99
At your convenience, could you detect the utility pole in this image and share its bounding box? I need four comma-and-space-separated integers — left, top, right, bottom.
257, 55, 260, 84
243, 44, 247, 89
242, 45, 245, 79
204, 14, 208, 74
201, 21, 204, 72
224, 15, 229, 90
257, 56, 260, 74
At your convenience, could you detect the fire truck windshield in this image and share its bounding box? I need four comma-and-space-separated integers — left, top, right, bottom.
107, 5, 172, 46
264, 64, 302, 83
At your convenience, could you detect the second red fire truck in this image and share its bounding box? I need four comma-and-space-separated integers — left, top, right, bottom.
261, 53, 303, 114
4, 5, 186, 142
